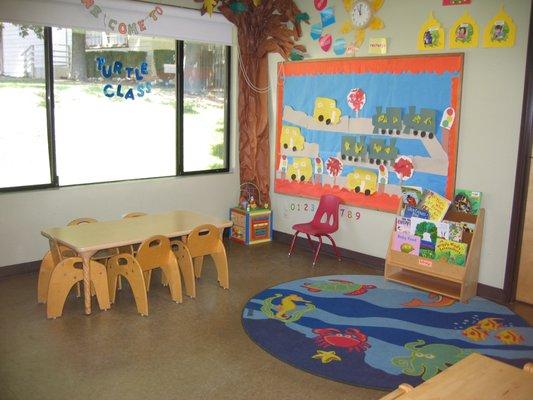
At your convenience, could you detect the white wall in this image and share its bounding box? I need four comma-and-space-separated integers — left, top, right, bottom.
269, 0, 531, 289
0, 0, 240, 268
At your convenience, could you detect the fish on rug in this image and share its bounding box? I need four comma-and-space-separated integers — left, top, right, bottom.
241, 275, 533, 390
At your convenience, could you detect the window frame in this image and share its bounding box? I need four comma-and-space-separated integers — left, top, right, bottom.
0, 25, 231, 193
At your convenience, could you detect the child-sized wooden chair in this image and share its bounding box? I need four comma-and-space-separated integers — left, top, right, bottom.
37, 217, 98, 304
46, 257, 110, 319
135, 235, 183, 304
107, 254, 148, 316
173, 224, 229, 290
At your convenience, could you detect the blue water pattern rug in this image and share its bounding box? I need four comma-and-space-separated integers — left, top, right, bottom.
241, 275, 533, 390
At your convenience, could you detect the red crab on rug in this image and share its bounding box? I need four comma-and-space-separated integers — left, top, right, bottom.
313, 328, 370, 352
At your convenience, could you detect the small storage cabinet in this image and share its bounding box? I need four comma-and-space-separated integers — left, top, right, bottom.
385, 206, 485, 303
229, 207, 272, 245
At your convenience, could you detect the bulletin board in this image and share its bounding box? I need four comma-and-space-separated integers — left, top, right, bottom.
274, 53, 463, 213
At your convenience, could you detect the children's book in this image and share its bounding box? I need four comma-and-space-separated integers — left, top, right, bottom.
391, 231, 421, 255
403, 205, 430, 219
401, 186, 424, 207
410, 217, 450, 242
418, 189, 451, 221
395, 217, 411, 233
419, 241, 435, 259
453, 189, 482, 215
457, 221, 476, 234
443, 220, 464, 242
435, 238, 468, 266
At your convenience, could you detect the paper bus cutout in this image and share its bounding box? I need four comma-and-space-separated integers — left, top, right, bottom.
449, 12, 479, 49
483, 6, 516, 48
418, 12, 445, 50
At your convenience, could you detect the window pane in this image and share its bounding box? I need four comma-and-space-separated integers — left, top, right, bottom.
0, 22, 51, 189
53, 28, 176, 185
182, 42, 228, 172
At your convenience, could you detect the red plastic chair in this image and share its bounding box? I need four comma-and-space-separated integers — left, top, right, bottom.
288, 195, 342, 266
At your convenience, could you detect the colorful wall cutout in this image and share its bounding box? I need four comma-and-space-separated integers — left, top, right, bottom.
483, 6, 516, 48
449, 12, 479, 49
418, 12, 445, 50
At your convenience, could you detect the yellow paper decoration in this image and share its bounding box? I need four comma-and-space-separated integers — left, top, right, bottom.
483, 6, 516, 48
449, 12, 479, 49
417, 12, 445, 51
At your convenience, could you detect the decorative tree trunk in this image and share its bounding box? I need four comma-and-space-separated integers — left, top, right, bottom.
210, 0, 307, 206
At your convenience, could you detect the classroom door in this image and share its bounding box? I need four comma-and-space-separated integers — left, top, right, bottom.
516, 164, 533, 304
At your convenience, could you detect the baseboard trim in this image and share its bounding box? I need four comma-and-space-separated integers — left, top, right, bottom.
273, 230, 506, 303
0, 260, 40, 279
273, 230, 384, 270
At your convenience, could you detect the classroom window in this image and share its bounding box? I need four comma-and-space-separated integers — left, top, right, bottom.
0, 22, 52, 189
0, 24, 230, 191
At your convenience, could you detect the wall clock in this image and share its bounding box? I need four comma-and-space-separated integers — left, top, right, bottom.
342, 0, 385, 49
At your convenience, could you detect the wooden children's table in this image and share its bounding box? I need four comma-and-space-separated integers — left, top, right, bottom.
381, 353, 533, 400
41, 210, 233, 315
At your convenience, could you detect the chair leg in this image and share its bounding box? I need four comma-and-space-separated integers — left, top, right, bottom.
37, 251, 54, 304
326, 234, 342, 261
193, 256, 204, 278
288, 231, 299, 257
159, 257, 183, 304
210, 242, 229, 289
89, 261, 110, 311
312, 236, 323, 266
107, 263, 120, 304
305, 234, 315, 252
173, 241, 196, 298
143, 271, 152, 291
121, 261, 149, 316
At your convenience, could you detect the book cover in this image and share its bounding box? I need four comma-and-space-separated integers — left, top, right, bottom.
395, 217, 411, 233
443, 220, 464, 242
418, 189, 451, 221
391, 231, 421, 255
419, 241, 435, 259
401, 186, 424, 207
453, 189, 482, 215
403, 205, 430, 219
458, 221, 476, 234
410, 217, 450, 243
435, 238, 468, 266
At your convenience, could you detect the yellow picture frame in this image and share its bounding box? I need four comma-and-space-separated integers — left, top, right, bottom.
483, 6, 516, 48
449, 11, 479, 49
417, 12, 445, 51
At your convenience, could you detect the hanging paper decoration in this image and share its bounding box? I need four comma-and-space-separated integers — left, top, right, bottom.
81, 0, 163, 35
347, 88, 366, 117
442, 0, 471, 5
311, 23, 323, 40
202, 0, 218, 16
417, 12, 445, 50
393, 156, 414, 181
96, 57, 152, 101
449, 12, 479, 49
320, 7, 336, 28
483, 6, 516, 48
333, 38, 347, 55
319, 34, 333, 52
315, 0, 328, 11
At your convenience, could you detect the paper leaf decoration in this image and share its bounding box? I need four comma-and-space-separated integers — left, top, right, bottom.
418, 12, 445, 50
449, 12, 479, 49
483, 6, 516, 48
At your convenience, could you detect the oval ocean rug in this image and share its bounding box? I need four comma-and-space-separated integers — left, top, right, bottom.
241, 275, 533, 390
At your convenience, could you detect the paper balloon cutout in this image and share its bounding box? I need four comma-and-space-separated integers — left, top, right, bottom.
319, 34, 333, 52
325, 157, 343, 187
333, 38, 347, 55
347, 88, 366, 117
393, 156, 414, 181
314, 0, 327, 11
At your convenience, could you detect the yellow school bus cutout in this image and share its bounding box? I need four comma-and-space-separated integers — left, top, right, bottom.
280, 125, 305, 152
286, 157, 313, 182
346, 168, 378, 195
313, 97, 342, 125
